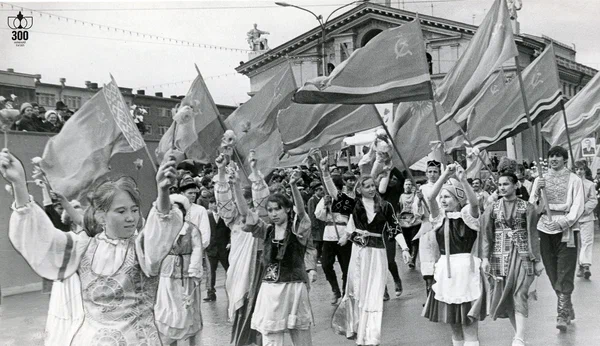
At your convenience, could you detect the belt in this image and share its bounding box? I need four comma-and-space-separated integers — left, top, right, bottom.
354, 229, 382, 237
326, 221, 347, 226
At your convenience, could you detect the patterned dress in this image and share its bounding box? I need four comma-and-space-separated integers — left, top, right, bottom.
9, 201, 183, 346
481, 198, 540, 319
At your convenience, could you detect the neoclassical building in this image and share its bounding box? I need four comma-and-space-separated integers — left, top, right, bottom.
235, 1, 596, 162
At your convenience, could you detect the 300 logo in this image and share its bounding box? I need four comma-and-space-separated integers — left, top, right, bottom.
7, 11, 33, 46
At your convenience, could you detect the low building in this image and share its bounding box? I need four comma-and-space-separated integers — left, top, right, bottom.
0, 69, 237, 140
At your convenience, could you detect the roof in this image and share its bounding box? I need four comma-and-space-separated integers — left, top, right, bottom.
236, 2, 597, 78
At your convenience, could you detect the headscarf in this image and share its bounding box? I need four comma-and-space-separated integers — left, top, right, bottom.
441, 178, 466, 208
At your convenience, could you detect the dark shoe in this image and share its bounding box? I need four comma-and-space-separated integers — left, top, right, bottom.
395, 282, 403, 297
203, 294, 216, 302
383, 287, 390, 301
566, 294, 575, 323
583, 265, 592, 280
576, 266, 584, 277
556, 316, 568, 332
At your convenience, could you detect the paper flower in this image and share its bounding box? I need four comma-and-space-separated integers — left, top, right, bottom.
133, 158, 143, 170
31, 157, 43, 165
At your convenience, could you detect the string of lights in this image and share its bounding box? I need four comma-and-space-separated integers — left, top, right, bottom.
0, 0, 467, 12
0, 2, 252, 53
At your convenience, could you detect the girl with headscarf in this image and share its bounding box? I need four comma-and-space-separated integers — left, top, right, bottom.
422, 163, 486, 346
154, 194, 204, 345
1, 148, 183, 346
332, 174, 411, 346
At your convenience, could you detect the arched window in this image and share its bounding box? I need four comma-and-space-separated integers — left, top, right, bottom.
426, 52, 433, 74
361, 29, 383, 47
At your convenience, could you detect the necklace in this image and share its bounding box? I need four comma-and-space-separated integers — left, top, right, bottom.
501, 199, 518, 229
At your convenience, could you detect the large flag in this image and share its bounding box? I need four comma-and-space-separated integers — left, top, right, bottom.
293, 19, 432, 104
156, 66, 224, 163
389, 100, 461, 168
542, 70, 600, 146
277, 103, 380, 156
40, 76, 145, 199
224, 63, 297, 173
435, 0, 518, 124
466, 46, 563, 149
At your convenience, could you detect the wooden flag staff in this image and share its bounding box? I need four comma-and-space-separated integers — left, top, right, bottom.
514, 56, 552, 217
559, 99, 577, 168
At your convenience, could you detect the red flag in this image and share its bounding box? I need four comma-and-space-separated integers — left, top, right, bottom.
467, 46, 563, 149
542, 69, 600, 146
277, 103, 380, 156
293, 19, 432, 104
435, 0, 518, 124
40, 76, 145, 199
224, 64, 297, 173
389, 101, 460, 168
156, 66, 224, 163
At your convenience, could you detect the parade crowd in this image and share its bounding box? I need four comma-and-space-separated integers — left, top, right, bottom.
1, 130, 597, 346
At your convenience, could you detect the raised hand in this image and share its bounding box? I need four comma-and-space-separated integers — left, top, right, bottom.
248, 149, 257, 169
319, 157, 329, 173
215, 154, 227, 169
0, 148, 26, 185
156, 155, 177, 191
289, 169, 302, 185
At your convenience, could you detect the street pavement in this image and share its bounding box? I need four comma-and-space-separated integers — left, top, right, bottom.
1, 231, 599, 346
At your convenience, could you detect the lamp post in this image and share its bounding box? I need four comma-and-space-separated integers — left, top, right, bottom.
275, 1, 366, 76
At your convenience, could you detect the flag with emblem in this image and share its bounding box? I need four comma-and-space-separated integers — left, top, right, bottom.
40, 75, 146, 199
466, 46, 563, 149
224, 63, 297, 174
542, 69, 600, 146
293, 18, 432, 104
156, 66, 224, 163
435, 0, 518, 124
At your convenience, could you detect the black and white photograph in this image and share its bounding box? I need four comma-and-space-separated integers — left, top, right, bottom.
1, 0, 600, 345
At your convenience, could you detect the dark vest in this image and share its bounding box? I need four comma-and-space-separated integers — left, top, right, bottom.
262, 219, 308, 283
206, 211, 231, 257
332, 191, 356, 217
349, 199, 398, 248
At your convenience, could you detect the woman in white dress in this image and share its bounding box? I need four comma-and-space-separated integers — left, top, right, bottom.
332, 175, 411, 346
1, 148, 182, 346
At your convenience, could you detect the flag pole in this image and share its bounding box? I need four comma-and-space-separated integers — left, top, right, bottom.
559, 99, 576, 168
194, 64, 249, 180
374, 112, 430, 214
451, 117, 494, 175
514, 55, 552, 217
429, 95, 448, 166
143, 145, 158, 173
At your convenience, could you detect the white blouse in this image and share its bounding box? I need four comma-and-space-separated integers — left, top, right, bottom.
9, 201, 183, 280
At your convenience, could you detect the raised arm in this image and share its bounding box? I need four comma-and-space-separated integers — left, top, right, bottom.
2, 149, 90, 280
455, 164, 480, 218
289, 169, 306, 220
52, 190, 84, 227
320, 157, 340, 199
214, 154, 239, 226
248, 150, 269, 217
135, 155, 184, 277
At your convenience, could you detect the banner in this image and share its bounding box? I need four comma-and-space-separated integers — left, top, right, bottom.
466, 46, 563, 149
41, 76, 145, 198
435, 0, 518, 124
542, 70, 600, 146
293, 19, 432, 104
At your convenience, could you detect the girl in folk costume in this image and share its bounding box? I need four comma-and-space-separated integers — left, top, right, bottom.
332, 175, 411, 346
413, 160, 442, 296
398, 179, 421, 269
154, 194, 203, 346
1, 148, 183, 346
213, 152, 268, 346
243, 166, 318, 346
481, 172, 544, 346
422, 163, 486, 346
573, 160, 597, 279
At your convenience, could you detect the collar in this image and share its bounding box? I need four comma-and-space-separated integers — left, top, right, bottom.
97, 230, 137, 245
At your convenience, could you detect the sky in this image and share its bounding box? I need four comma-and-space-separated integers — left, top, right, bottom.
2, 0, 600, 106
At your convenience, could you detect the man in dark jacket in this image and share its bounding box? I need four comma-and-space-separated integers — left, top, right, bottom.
204, 197, 231, 302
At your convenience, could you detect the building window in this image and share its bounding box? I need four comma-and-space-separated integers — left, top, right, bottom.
149, 107, 160, 117
158, 125, 169, 135
145, 124, 152, 135
36, 93, 56, 107
159, 107, 171, 118
63, 95, 82, 109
